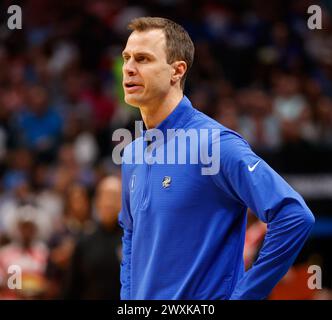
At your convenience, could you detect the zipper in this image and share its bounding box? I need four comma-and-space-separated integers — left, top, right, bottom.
141, 141, 152, 210
141, 163, 151, 210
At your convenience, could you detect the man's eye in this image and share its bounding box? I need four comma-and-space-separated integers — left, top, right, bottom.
137, 56, 148, 62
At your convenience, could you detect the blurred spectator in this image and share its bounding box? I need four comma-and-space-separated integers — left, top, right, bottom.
81, 76, 117, 158
238, 89, 282, 151
215, 98, 239, 132
0, 173, 33, 236
56, 71, 92, 129
31, 163, 65, 239
54, 143, 96, 188
0, 206, 49, 299
44, 183, 94, 298
272, 73, 307, 122
13, 85, 63, 162
63, 176, 122, 299
315, 96, 332, 147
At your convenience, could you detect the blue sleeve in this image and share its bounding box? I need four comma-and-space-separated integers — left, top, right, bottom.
212, 131, 315, 300
118, 162, 133, 300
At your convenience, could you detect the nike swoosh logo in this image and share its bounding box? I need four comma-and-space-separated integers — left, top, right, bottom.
248, 160, 261, 172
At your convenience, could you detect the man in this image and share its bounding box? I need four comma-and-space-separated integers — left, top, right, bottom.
0, 206, 48, 299
119, 17, 315, 300
63, 176, 122, 299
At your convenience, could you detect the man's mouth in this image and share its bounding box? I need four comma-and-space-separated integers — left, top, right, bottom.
124, 82, 143, 92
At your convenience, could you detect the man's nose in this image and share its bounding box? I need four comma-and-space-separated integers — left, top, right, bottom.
123, 59, 137, 76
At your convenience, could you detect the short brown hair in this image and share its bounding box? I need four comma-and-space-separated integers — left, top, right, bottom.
128, 17, 195, 90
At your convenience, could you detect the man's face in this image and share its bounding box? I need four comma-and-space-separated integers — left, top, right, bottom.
122, 29, 174, 107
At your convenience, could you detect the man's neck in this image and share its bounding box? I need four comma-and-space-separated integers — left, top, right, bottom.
139, 91, 183, 129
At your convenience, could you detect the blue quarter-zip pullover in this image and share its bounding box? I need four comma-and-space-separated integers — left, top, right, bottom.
119, 96, 315, 300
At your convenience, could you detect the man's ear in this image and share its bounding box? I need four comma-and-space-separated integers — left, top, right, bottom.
171, 61, 187, 85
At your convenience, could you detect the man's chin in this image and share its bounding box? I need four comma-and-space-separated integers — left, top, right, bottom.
124, 95, 141, 108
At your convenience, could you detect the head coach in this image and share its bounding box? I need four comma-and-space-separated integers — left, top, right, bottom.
118, 16, 315, 300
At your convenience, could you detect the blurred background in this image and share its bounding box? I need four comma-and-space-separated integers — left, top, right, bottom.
0, 0, 331, 299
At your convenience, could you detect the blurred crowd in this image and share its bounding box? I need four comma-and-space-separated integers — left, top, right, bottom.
0, 0, 332, 299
